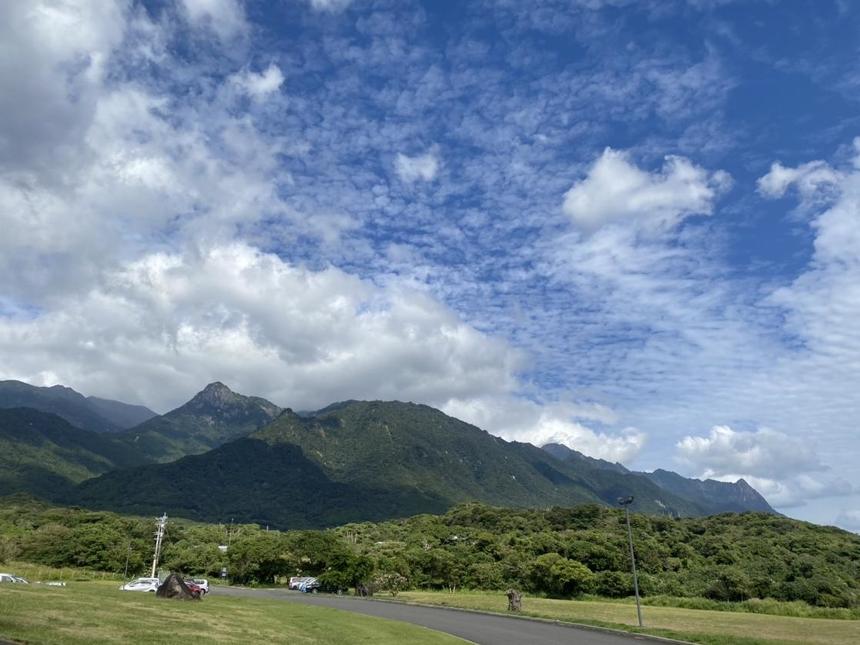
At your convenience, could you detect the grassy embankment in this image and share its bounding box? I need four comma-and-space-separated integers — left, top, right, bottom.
0, 579, 464, 645
395, 590, 860, 645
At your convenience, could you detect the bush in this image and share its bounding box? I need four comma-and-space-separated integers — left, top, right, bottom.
705, 567, 753, 602
373, 572, 409, 596
530, 553, 595, 596
595, 570, 631, 598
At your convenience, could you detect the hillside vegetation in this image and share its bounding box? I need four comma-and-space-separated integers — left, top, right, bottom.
1, 498, 857, 611
74, 399, 772, 527
0, 380, 154, 433
114, 382, 282, 463
0, 409, 148, 499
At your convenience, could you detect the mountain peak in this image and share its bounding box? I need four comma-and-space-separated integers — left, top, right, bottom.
119, 382, 284, 463
179, 381, 281, 418
190, 381, 238, 407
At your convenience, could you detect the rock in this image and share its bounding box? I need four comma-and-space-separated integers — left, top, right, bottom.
156, 573, 200, 600
505, 589, 522, 612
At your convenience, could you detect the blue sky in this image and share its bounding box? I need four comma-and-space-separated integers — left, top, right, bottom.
1, 0, 860, 530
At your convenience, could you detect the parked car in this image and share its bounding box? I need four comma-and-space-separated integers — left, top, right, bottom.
0, 573, 29, 584
120, 577, 160, 592
298, 577, 320, 593
186, 578, 209, 595
289, 576, 313, 590
184, 580, 207, 597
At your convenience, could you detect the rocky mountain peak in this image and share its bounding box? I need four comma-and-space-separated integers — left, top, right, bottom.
190, 381, 238, 407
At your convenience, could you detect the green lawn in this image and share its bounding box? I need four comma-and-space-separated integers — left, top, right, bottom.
0, 581, 464, 645
394, 591, 860, 645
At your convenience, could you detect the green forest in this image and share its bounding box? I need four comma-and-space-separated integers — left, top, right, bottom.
2, 496, 858, 611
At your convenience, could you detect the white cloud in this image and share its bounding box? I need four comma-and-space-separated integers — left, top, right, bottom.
677, 425, 824, 480
180, 0, 247, 40
443, 397, 645, 464
562, 148, 730, 232
715, 474, 854, 509
756, 159, 842, 202
676, 425, 852, 508
0, 2, 295, 303
0, 0, 126, 175
230, 64, 284, 100
395, 149, 440, 183
0, 244, 525, 413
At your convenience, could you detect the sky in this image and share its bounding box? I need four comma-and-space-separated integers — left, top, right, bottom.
1, 0, 859, 530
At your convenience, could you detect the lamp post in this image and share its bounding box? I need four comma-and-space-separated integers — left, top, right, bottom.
618, 496, 643, 627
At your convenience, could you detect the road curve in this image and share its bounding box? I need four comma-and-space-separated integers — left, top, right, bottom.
216, 587, 675, 645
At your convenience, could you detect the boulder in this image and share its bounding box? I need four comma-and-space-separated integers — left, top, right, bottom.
505, 589, 522, 612
156, 573, 200, 600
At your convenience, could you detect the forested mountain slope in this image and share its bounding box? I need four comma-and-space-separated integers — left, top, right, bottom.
75, 400, 723, 527
0, 408, 148, 499
0, 380, 152, 433
115, 382, 282, 463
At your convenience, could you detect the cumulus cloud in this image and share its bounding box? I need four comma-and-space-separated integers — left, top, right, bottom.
562, 148, 730, 232
757, 159, 842, 202
677, 425, 825, 480
0, 1, 126, 174
230, 64, 284, 100
444, 397, 645, 463
719, 474, 854, 509
676, 425, 852, 508
0, 243, 524, 412
395, 149, 440, 183
0, 1, 294, 303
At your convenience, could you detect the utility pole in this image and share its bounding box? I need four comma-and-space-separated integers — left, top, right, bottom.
124, 540, 131, 579
618, 496, 643, 628
150, 514, 168, 578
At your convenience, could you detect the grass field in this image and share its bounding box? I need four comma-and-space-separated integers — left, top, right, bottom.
0, 581, 465, 644
395, 590, 860, 645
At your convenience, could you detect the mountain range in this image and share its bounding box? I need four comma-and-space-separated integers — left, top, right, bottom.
0, 380, 776, 528
0, 407, 146, 499
0, 380, 156, 433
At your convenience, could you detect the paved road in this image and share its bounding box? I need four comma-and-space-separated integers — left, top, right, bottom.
216, 587, 673, 645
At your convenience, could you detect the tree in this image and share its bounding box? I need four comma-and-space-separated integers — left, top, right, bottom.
0, 535, 19, 564
319, 553, 374, 592
595, 570, 631, 598
705, 567, 753, 602
227, 532, 293, 584
550, 558, 595, 597
373, 572, 409, 596
530, 553, 595, 596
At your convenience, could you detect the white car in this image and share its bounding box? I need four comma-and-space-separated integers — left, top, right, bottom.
0, 573, 29, 584
120, 577, 160, 592
289, 576, 313, 590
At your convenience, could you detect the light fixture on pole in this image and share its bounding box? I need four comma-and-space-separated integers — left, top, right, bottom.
618, 496, 643, 627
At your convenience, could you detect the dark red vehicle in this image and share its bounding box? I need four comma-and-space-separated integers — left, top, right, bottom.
184, 580, 207, 598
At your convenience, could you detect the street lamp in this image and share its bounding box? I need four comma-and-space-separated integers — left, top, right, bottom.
618, 496, 643, 627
